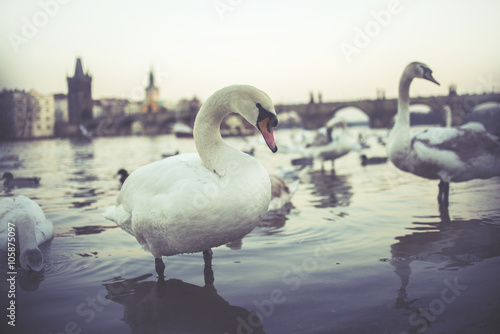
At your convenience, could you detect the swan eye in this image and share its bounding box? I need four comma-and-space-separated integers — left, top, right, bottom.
256, 103, 278, 127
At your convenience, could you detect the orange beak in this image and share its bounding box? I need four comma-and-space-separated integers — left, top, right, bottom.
258, 117, 278, 153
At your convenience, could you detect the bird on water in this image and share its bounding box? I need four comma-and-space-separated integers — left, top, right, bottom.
104, 85, 279, 278
387, 62, 500, 206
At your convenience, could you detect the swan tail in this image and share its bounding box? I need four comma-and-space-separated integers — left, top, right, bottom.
103, 205, 132, 229
102, 206, 116, 222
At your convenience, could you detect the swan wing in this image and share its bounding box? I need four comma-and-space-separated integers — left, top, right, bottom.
411, 128, 500, 180
413, 128, 500, 160
104, 152, 271, 256
105, 153, 229, 231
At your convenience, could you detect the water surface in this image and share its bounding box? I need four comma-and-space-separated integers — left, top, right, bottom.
1, 129, 499, 334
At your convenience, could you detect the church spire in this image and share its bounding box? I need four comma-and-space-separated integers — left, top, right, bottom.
74, 58, 84, 78
147, 68, 156, 89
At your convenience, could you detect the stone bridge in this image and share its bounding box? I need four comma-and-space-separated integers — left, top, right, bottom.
87, 110, 196, 136
84, 92, 500, 135
276, 93, 500, 129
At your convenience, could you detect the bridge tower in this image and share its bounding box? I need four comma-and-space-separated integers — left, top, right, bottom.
67, 58, 93, 125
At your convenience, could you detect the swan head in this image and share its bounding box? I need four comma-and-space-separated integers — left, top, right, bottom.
20, 247, 44, 272
15, 211, 45, 272
406, 62, 440, 85
229, 85, 279, 153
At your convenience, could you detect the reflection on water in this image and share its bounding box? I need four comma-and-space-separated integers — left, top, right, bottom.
1, 130, 500, 334
104, 267, 265, 334
387, 206, 500, 311
305, 170, 353, 208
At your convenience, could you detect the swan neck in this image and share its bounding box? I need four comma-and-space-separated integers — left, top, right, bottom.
193, 93, 233, 172
396, 74, 413, 128
445, 108, 451, 127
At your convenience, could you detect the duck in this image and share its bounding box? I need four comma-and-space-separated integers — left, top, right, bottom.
104, 85, 278, 277
360, 154, 388, 166
268, 174, 297, 212
387, 62, 500, 206
2, 172, 40, 188
0, 154, 23, 169
0, 195, 54, 271
291, 157, 314, 167
117, 169, 129, 185
161, 150, 180, 159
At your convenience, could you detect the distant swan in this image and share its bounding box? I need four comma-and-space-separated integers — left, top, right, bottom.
387, 62, 500, 206
443, 104, 489, 133
104, 85, 278, 277
308, 119, 358, 170
0, 195, 53, 271
2, 172, 40, 188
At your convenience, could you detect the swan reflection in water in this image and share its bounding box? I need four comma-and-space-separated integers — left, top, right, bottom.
104, 265, 265, 334
306, 170, 353, 209
387, 207, 500, 310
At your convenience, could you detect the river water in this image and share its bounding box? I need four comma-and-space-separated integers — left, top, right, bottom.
1, 128, 499, 334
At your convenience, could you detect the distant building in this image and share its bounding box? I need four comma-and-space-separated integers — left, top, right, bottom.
176, 96, 201, 126
124, 101, 142, 115
93, 100, 103, 118
29, 90, 55, 138
67, 58, 93, 124
0, 89, 54, 140
142, 69, 161, 113
97, 98, 129, 117
0, 90, 28, 140
53, 93, 68, 122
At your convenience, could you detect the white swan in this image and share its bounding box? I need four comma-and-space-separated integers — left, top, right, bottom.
0, 195, 54, 271
387, 62, 500, 206
104, 85, 278, 277
443, 104, 453, 128
307, 119, 359, 170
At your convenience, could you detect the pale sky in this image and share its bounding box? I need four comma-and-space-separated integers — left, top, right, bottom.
1, 0, 499, 105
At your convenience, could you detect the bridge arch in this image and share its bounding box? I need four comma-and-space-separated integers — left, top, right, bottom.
116, 115, 139, 136
333, 106, 369, 125
407, 103, 443, 126
158, 117, 177, 134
